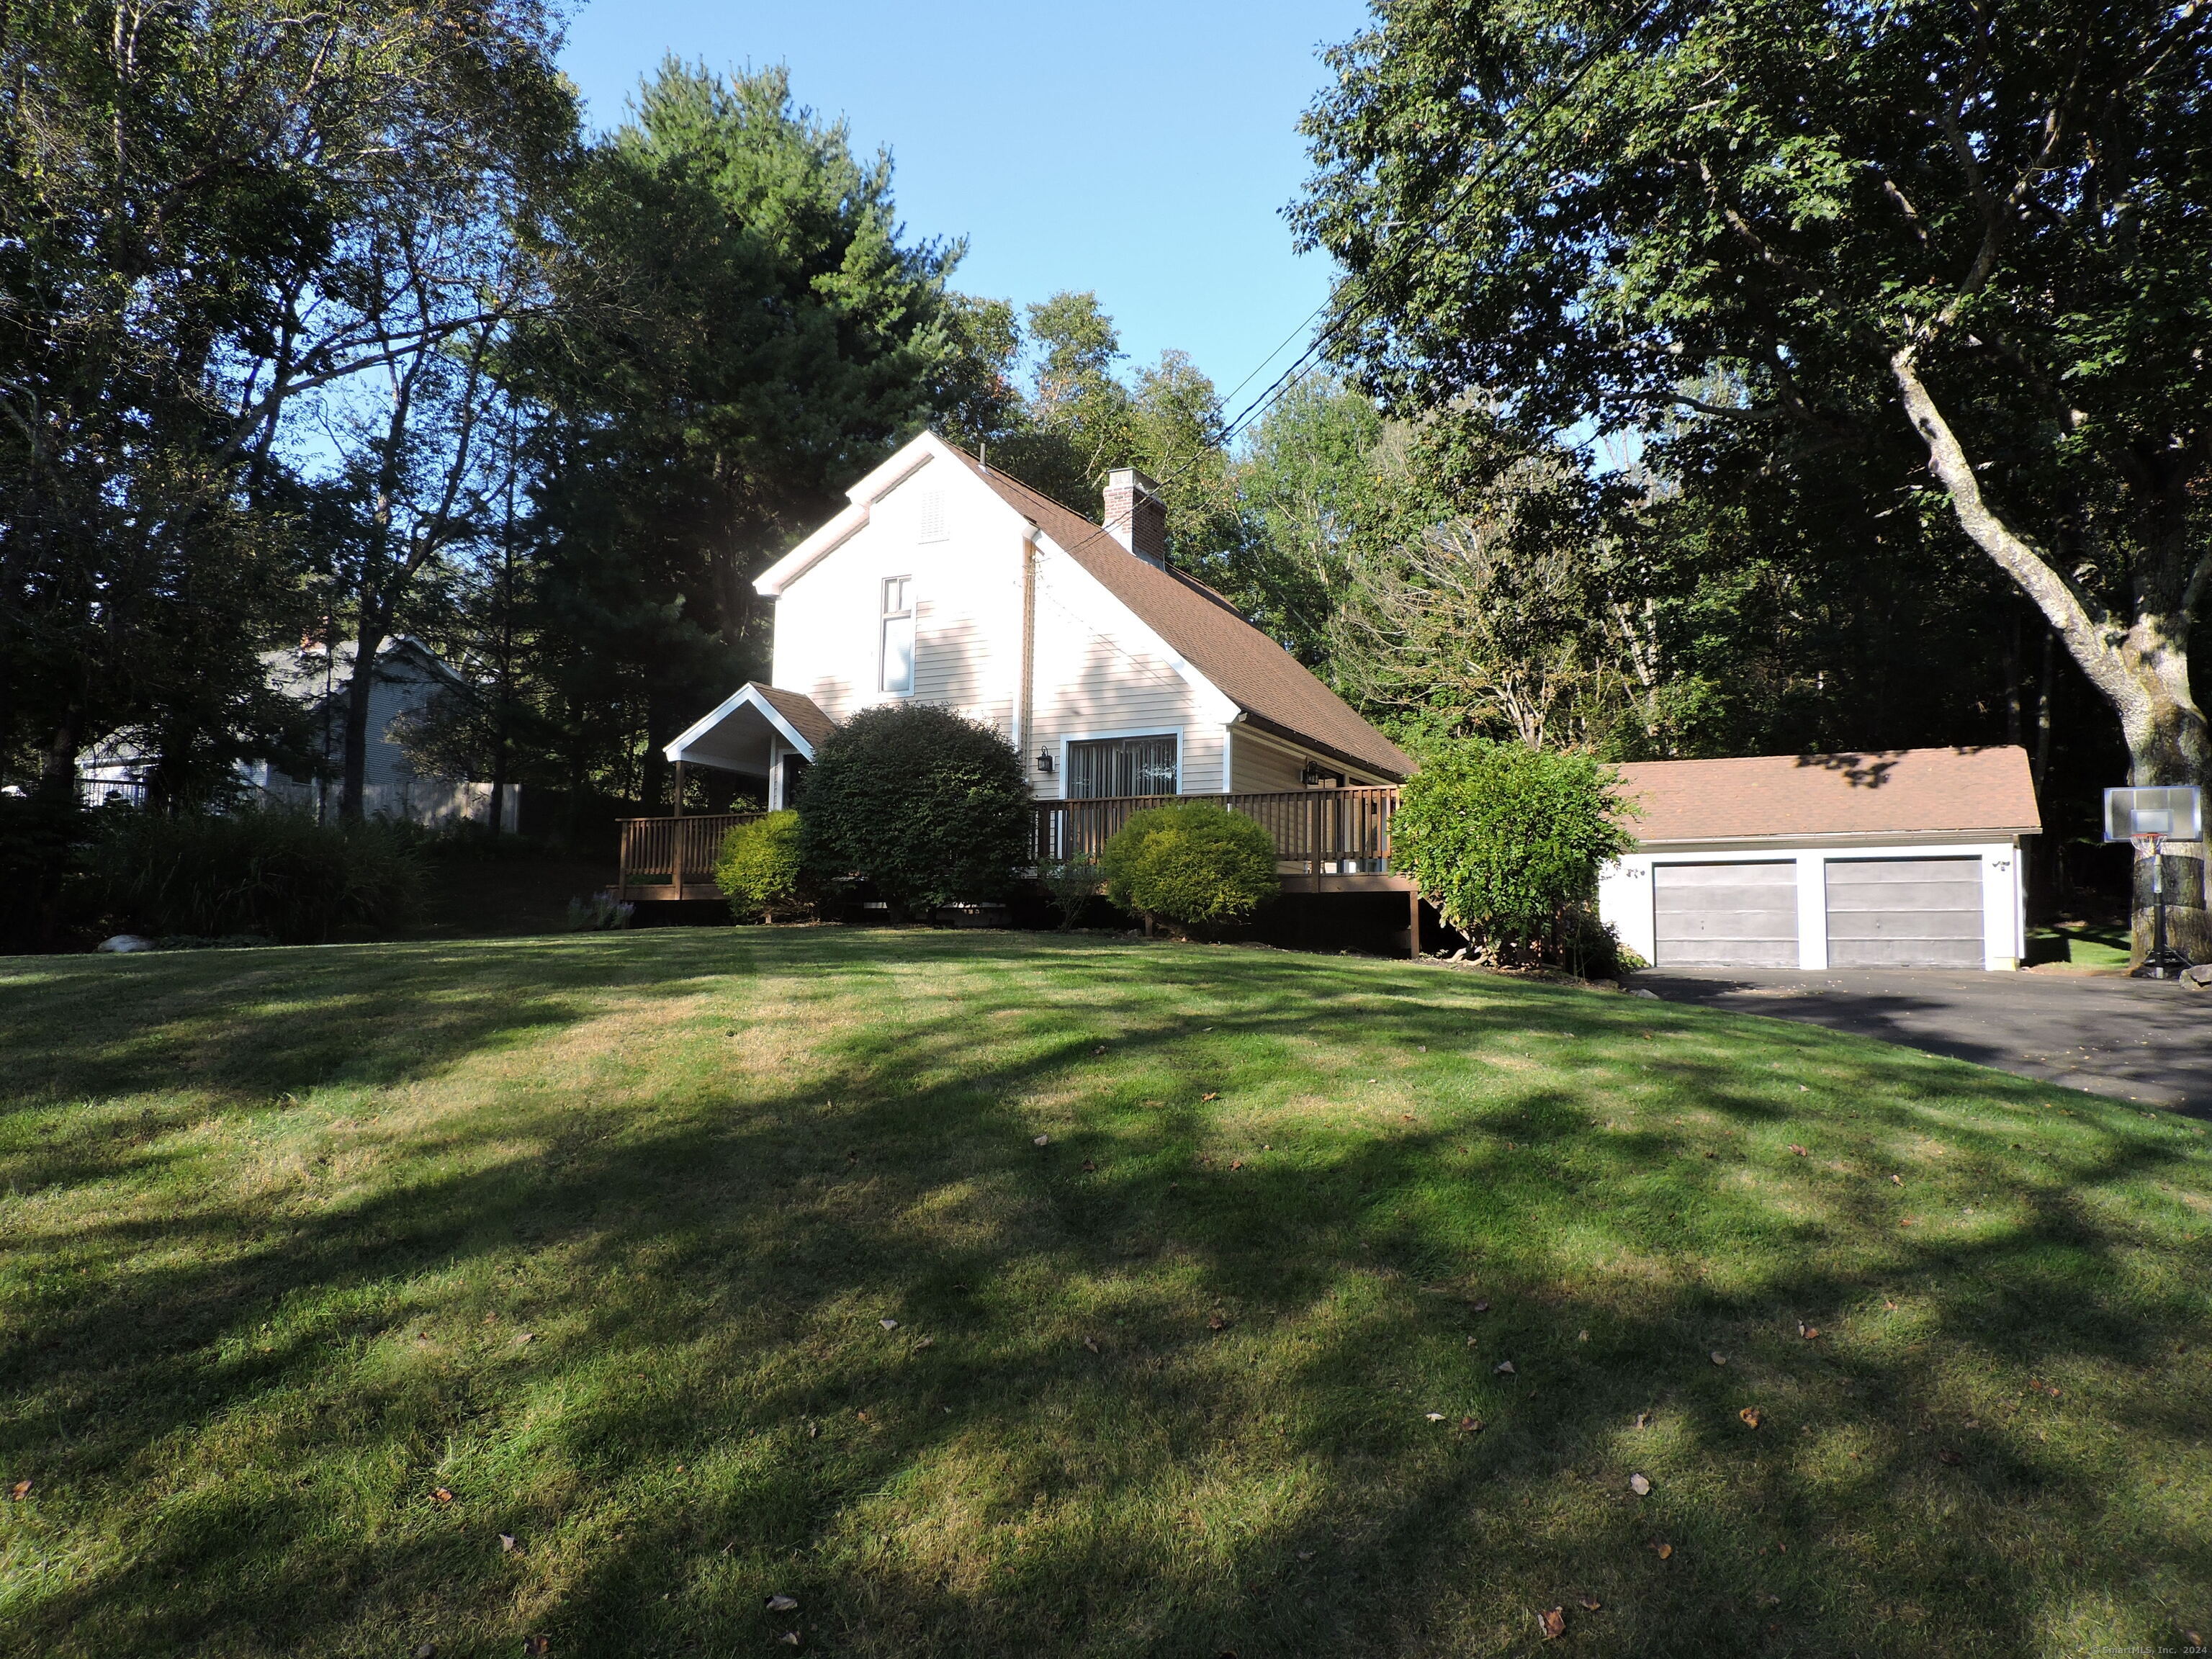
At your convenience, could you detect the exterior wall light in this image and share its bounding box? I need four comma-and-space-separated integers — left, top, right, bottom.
1036, 750, 1055, 774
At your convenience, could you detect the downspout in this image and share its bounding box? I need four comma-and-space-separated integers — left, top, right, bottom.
1016, 522, 1040, 787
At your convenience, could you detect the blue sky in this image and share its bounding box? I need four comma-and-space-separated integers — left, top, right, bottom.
557, 0, 1372, 416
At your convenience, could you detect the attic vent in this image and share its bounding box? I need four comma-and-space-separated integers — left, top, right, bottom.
917, 489, 948, 543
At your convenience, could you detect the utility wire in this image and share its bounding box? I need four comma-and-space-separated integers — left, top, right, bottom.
1032, 0, 1679, 575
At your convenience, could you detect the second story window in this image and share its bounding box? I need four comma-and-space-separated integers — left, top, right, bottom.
879, 576, 914, 694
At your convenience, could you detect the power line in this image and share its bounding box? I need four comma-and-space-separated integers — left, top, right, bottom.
1048, 0, 1680, 575
1213, 0, 1679, 452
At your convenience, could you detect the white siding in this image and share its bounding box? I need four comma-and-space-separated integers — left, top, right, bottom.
1028, 544, 1230, 797
768, 457, 1020, 738
1231, 731, 1310, 793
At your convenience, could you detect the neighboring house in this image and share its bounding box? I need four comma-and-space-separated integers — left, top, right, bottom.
1597, 747, 2041, 972
661, 430, 1413, 810
79, 635, 516, 830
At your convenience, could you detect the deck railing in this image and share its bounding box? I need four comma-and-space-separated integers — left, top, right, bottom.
1033, 787, 1399, 873
617, 811, 763, 894
616, 788, 1401, 897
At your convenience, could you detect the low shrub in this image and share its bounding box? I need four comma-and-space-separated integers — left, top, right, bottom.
716, 811, 809, 920
797, 704, 1032, 914
1100, 802, 1280, 932
567, 891, 635, 932
1038, 856, 1103, 929
1392, 739, 1636, 967
84, 809, 426, 944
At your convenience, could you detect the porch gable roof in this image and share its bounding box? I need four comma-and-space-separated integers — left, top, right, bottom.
663, 683, 835, 773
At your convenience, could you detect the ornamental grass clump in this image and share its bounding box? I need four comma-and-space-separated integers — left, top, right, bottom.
84, 808, 424, 944
715, 811, 810, 921
1391, 739, 1637, 971
1099, 801, 1279, 934
796, 704, 1032, 916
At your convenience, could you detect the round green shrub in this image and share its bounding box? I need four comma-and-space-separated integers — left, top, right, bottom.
796, 703, 1032, 914
1391, 739, 1636, 966
1099, 801, 1280, 930
715, 811, 808, 920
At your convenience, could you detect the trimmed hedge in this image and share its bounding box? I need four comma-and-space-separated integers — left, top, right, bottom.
1390, 739, 1636, 968
796, 704, 1032, 914
1100, 801, 1280, 930
715, 811, 809, 920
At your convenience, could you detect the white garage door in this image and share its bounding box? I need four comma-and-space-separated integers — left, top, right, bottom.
1825, 857, 1984, 968
1653, 862, 1799, 967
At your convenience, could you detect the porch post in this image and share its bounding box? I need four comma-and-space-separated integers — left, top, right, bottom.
673, 759, 686, 820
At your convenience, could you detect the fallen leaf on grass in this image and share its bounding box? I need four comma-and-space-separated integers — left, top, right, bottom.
1092, 1046, 1107, 1056
879, 1318, 899, 1331
1426, 1411, 1447, 1422
1496, 1360, 1516, 1375
1081, 1159, 1096, 1172
1460, 1416, 1484, 1434
1936, 1449, 1964, 1467
1537, 1607, 1566, 1640
1207, 1315, 1228, 1331
1740, 1408, 1763, 1429
432, 1488, 454, 1505
414, 1645, 437, 1659
1229, 1159, 1244, 1171
1892, 1174, 1904, 1185
912, 1336, 934, 1351
7, 1480, 28, 1501
523, 1638, 550, 1656
498, 1533, 518, 1553
1633, 1411, 1651, 1429
1578, 1596, 1601, 1611
1799, 1322, 1821, 1340
1650, 1541, 1673, 1560
1033, 1135, 1049, 1147
1472, 1300, 1491, 1314
1083, 1336, 1100, 1354
765, 1594, 799, 1612
1711, 1351, 1727, 1367
1629, 1473, 1652, 1496
778, 1634, 802, 1648
1790, 1145, 1808, 1156
1201, 1092, 1220, 1102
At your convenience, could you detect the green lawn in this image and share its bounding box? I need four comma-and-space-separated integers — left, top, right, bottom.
1, 930, 2207, 1657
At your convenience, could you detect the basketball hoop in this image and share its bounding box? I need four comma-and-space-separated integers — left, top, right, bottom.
2132, 832, 2166, 863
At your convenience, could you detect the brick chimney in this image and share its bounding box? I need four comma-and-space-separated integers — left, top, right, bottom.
1102, 467, 1168, 567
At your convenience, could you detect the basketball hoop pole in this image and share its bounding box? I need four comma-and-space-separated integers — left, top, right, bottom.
2136, 831, 2192, 979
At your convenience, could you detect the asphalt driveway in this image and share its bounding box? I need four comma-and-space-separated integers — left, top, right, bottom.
1632, 966, 2212, 1115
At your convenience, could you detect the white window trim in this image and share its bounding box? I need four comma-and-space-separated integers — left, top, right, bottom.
878, 575, 915, 696
1058, 725, 1184, 799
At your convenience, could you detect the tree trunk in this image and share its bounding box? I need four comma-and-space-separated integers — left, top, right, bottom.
1893, 351, 2209, 963
338, 615, 386, 824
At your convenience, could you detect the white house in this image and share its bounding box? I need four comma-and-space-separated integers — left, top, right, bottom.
659, 431, 1413, 809
1598, 747, 2042, 972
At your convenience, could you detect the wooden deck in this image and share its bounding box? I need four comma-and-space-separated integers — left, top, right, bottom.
614, 788, 1420, 948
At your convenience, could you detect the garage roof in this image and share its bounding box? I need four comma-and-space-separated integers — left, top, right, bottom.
1614, 746, 2042, 843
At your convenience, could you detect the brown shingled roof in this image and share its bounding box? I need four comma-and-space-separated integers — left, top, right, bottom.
947, 449, 1414, 781
750, 682, 837, 750
1614, 747, 2042, 843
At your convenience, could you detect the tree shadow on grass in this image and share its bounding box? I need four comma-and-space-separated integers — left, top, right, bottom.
1, 930, 2208, 1656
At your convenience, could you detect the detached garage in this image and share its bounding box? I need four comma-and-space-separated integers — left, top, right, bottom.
1599, 747, 2041, 972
